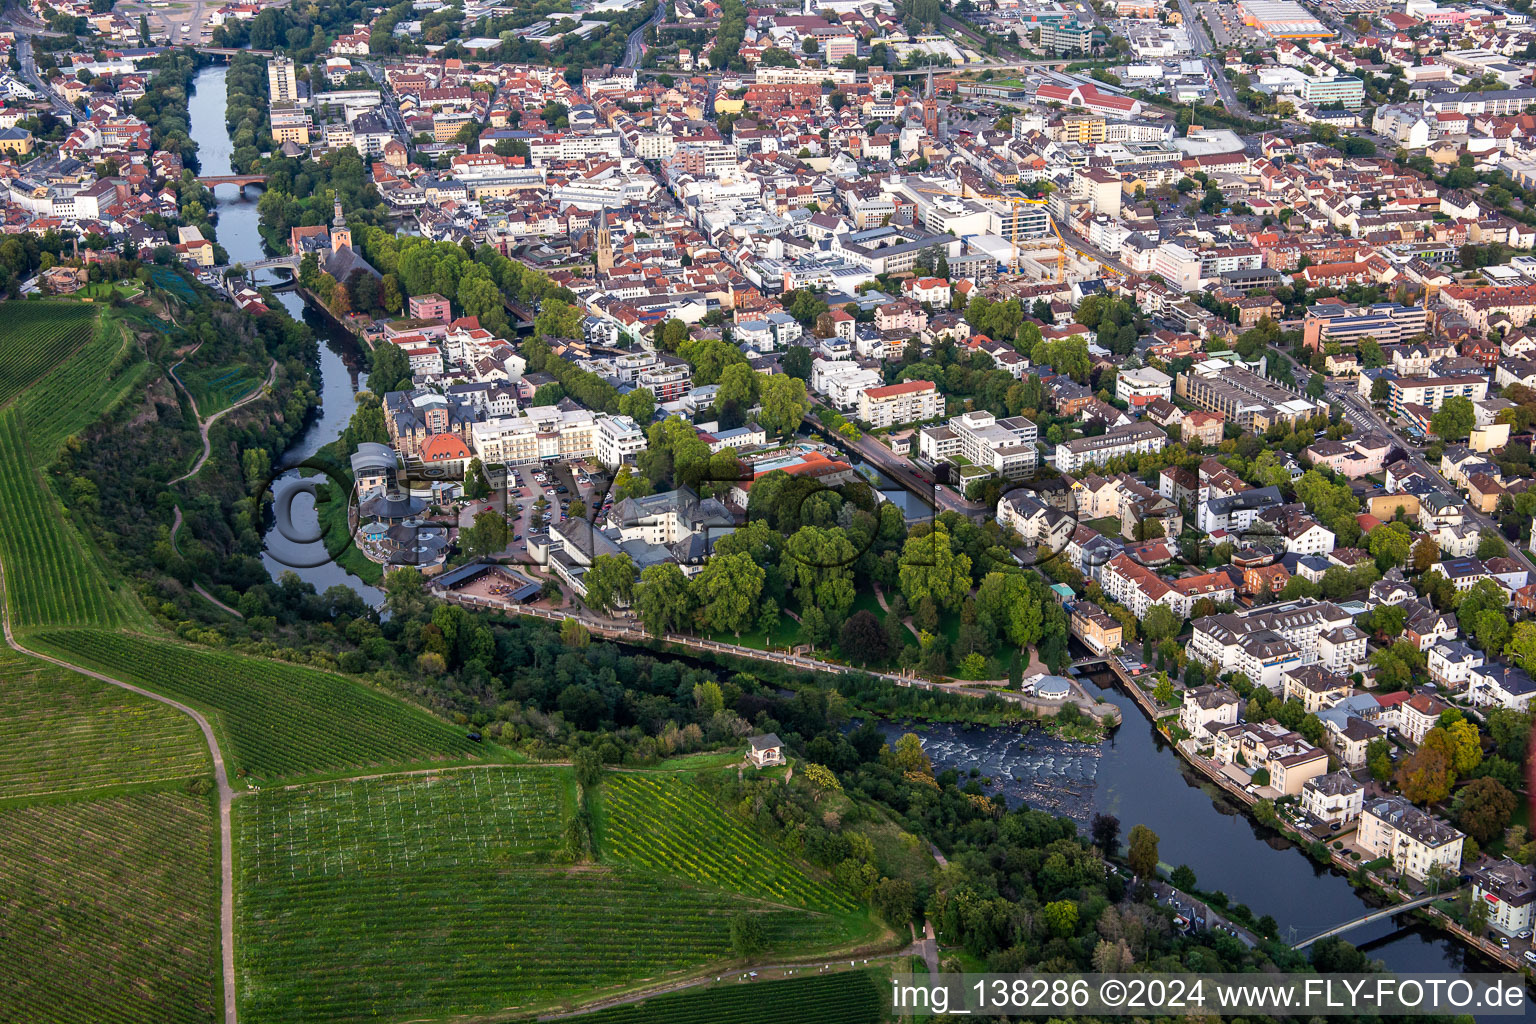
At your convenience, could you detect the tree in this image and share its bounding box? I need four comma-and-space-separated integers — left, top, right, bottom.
1127, 824, 1159, 880
1454, 777, 1517, 845
1142, 605, 1180, 645
582, 553, 635, 614
1366, 738, 1393, 784
368, 341, 413, 395
1090, 812, 1120, 856
1395, 743, 1454, 805
1042, 900, 1079, 937
897, 527, 973, 613
459, 511, 509, 558
617, 387, 656, 424
1368, 522, 1411, 572
1411, 536, 1439, 572
893, 732, 931, 775
1430, 395, 1475, 441
782, 344, 813, 381
694, 551, 765, 635
463, 458, 490, 500
729, 911, 765, 957
634, 563, 694, 635
758, 374, 811, 437
1170, 864, 1197, 891
840, 610, 891, 665
573, 747, 603, 789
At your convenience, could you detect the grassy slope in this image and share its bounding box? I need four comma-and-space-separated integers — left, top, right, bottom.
0, 302, 154, 630
0, 648, 209, 803
27, 630, 494, 782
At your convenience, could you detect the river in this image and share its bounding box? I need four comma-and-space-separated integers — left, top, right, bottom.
881, 672, 1496, 977
188, 64, 384, 607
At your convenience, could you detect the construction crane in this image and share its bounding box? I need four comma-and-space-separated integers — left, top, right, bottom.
935, 184, 1067, 282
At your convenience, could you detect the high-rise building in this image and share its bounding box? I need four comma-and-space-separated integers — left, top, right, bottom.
267, 55, 298, 105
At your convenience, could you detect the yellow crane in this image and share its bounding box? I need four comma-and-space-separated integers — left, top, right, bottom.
927, 184, 1067, 281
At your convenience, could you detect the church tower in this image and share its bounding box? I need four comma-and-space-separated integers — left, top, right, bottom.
330, 197, 351, 254
923, 66, 939, 140
595, 207, 614, 275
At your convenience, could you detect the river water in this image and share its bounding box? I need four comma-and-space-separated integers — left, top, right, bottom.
882, 673, 1495, 975
188, 65, 383, 606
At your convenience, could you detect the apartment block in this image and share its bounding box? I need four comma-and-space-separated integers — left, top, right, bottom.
856, 379, 942, 428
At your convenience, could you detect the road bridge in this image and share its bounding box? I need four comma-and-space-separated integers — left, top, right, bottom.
198, 174, 269, 190
215, 254, 300, 274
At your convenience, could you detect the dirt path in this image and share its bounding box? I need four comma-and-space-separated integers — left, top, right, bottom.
169, 506, 244, 618
872, 583, 919, 640
536, 944, 921, 1021
169, 355, 277, 485
0, 561, 240, 1024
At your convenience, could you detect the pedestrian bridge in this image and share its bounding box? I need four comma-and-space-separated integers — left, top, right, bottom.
1291, 890, 1456, 949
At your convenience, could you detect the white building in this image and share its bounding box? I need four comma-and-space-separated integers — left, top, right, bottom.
857, 379, 942, 428
1471, 859, 1536, 937
594, 414, 647, 468
920, 410, 1040, 477
1301, 772, 1365, 826
811, 358, 883, 410
1054, 422, 1167, 474
1358, 796, 1465, 883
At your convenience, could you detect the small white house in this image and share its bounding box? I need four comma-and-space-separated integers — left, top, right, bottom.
747, 733, 786, 768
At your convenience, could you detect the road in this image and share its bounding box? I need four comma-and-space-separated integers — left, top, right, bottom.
623, 0, 665, 69
14, 35, 76, 118
1178, 0, 1212, 53
811, 415, 987, 521
0, 560, 240, 1024
1328, 383, 1536, 577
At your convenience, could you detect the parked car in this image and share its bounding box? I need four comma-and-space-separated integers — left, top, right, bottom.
1524, 950, 1536, 965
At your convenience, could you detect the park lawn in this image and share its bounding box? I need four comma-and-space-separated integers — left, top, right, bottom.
705, 612, 804, 652
0, 789, 220, 1024
235, 768, 875, 1024
0, 648, 209, 803
27, 630, 497, 783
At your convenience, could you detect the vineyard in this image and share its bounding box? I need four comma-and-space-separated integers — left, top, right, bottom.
599, 773, 856, 912
522, 970, 887, 1024
235, 768, 866, 1024
28, 630, 488, 780
15, 308, 155, 459
0, 301, 97, 407
239, 768, 569, 880
0, 649, 208, 801
0, 409, 145, 629
0, 789, 220, 1024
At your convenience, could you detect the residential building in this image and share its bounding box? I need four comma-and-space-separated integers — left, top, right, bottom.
921, 411, 1039, 478
1471, 859, 1536, 937
1054, 422, 1166, 474
1179, 684, 1242, 740
1358, 796, 1465, 882
1301, 772, 1365, 826
1069, 601, 1123, 654
857, 380, 942, 428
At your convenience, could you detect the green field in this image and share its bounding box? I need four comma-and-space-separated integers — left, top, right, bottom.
0, 649, 208, 802
0, 789, 220, 1024
0, 301, 97, 406
28, 630, 489, 781
236, 769, 869, 1024
529, 970, 887, 1024
600, 773, 856, 912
